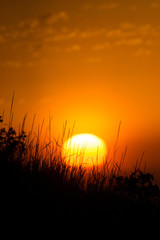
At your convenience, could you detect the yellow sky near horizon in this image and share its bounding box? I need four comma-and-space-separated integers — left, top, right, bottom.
0, 0, 160, 172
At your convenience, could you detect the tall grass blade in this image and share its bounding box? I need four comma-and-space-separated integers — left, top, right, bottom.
9, 91, 15, 128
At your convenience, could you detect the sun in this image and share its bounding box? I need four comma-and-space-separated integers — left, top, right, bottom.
62, 133, 107, 168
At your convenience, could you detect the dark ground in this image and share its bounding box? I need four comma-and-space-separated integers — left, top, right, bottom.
0, 120, 159, 230
4, 156, 160, 229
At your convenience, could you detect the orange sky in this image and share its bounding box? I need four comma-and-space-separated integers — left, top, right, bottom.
0, 0, 160, 176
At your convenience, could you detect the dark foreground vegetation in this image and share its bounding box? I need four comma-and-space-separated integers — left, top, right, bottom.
1, 114, 160, 228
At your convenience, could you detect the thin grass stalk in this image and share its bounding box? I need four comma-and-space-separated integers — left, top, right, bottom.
9, 91, 15, 128
113, 121, 121, 163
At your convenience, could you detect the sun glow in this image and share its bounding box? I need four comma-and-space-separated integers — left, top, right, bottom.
62, 133, 107, 167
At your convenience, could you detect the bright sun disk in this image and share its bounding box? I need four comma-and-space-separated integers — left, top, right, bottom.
62, 133, 107, 167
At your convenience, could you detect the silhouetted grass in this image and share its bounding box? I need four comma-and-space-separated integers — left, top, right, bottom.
1, 106, 160, 227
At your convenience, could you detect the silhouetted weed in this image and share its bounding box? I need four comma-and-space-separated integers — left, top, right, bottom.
1, 110, 160, 227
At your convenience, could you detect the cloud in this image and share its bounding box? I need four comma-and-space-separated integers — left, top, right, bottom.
52, 30, 77, 42
92, 42, 110, 51
137, 24, 152, 36
106, 24, 136, 39
0, 10, 159, 67
39, 11, 68, 25
119, 22, 135, 30
19, 18, 39, 30
106, 29, 136, 39
29, 19, 39, 29
145, 40, 154, 46
80, 29, 106, 39
98, 3, 118, 10
105, 23, 160, 51
150, 2, 159, 8
106, 29, 123, 38
0, 35, 5, 43
65, 44, 80, 52
115, 38, 143, 46
44, 28, 105, 43
25, 62, 35, 67
130, 6, 137, 12
82, 3, 92, 10
86, 57, 101, 63
106, 23, 160, 40
134, 48, 152, 57
4, 61, 22, 68
18, 11, 68, 32
46, 11, 68, 24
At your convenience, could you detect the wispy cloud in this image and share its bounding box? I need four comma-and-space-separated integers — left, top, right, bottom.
65, 44, 80, 52
115, 38, 143, 46
92, 42, 110, 51
40, 11, 68, 25
150, 2, 159, 8
2, 60, 37, 68
0, 35, 5, 43
82, 2, 118, 11
119, 22, 136, 30
130, 6, 138, 12
80, 29, 106, 39
104, 22, 160, 52
19, 18, 39, 29
19, 11, 68, 30
3, 61, 22, 68
106, 28, 136, 39
82, 3, 92, 10
98, 3, 118, 10
52, 30, 78, 42
134, 48, 152, 57
137, 24, 152, 36
86, 56, 102, 63
0, 9, 159, 67
145, 40, 154, 46
106, 23, 159, 39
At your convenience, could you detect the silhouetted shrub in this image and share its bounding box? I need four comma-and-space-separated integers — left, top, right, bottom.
1, 113, 160, 226
0, 116, 27, 164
